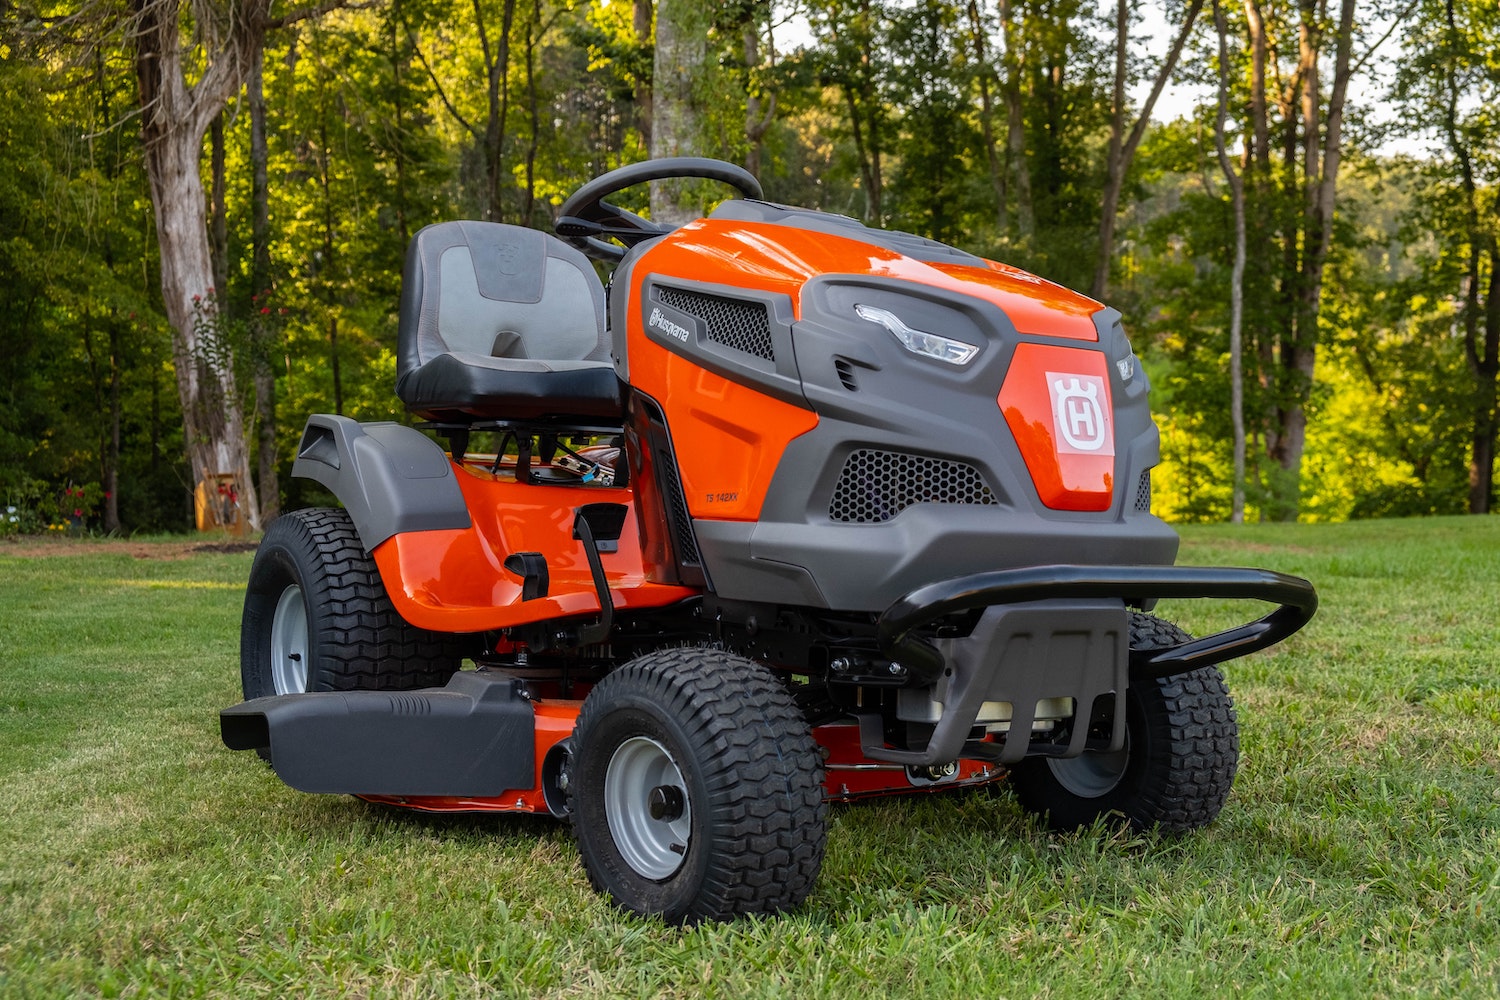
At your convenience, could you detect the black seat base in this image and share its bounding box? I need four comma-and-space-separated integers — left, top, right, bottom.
396, 353, 623, 423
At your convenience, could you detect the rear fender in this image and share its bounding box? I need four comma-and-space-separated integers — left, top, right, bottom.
290, 414, 470, 551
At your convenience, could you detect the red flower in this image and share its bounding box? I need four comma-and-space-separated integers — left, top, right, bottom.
73, 508, 82, 518
260, 307, 270, 315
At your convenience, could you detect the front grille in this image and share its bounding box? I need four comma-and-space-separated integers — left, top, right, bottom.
830, 450, 998, 523
1134, 471, 1152, 512
655, 286, 775, 361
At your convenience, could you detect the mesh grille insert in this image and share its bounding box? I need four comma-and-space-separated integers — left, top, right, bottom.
659, 453, 700, 565
830, 450, 998, 523
1134, 471, 1152, 512
656, 286, 775, 361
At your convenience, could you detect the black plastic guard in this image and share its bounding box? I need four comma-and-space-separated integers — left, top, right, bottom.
862, 600, 1129, 766
220, 671, 535, 796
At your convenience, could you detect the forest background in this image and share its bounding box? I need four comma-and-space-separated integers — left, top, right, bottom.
0, 0, 1495, 536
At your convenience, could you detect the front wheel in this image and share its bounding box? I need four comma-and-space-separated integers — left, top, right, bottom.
1008, 613, 1240, 833
569, 648, 827, 923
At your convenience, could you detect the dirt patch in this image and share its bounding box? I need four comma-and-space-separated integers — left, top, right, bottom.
0, 537, 258, 560
190, 541, 260, 555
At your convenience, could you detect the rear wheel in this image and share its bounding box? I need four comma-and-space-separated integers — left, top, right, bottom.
241, 508, 469, 701
1008, 613, 1239, 833
569, 648, 827, 923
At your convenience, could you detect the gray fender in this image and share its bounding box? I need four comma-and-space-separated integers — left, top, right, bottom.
290, 414, 471, 551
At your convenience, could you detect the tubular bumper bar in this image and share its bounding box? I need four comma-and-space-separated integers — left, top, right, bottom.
878, 565, 1318, 685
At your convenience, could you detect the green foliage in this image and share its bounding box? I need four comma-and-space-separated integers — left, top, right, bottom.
0, 41, 190, 534
2, 0, 1498, 524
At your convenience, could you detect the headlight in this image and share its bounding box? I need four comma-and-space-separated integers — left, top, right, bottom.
854, 304, 980, 367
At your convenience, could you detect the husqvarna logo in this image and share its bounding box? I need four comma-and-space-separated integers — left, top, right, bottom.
648, 307, 690, 343
1046, 372, 1114, 455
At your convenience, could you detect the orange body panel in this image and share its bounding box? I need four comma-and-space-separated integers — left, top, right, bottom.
998, 343, 1116, 512
650, 369, 818, 522
373, 460, 698, 633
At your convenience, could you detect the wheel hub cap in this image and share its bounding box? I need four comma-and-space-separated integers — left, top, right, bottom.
269, 585, 309, 695
1045, 734, 1131, 799
604, 737, 691, 880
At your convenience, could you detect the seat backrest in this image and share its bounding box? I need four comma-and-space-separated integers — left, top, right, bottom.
397, 221, 608, 376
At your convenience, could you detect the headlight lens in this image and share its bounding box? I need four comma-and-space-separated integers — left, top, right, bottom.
854, 303, 980, 367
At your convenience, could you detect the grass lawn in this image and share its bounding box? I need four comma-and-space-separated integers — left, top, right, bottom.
1, 520, 1497, 998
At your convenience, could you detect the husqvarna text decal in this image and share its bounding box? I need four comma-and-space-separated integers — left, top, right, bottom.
1046, 372, 1114, 456
648, 307, 691, 343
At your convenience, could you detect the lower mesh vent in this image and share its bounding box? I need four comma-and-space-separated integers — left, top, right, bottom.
830, 450, 998, 523
659, 454, 700, 565
1134, 471, 1152, 512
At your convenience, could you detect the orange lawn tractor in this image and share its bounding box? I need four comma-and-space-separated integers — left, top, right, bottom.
221, 158, 1316, 924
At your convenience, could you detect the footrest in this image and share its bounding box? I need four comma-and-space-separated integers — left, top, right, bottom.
221, 671, 535, 796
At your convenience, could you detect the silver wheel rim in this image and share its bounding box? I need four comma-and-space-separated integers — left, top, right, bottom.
269, 584, 309, 695
604, 736, 691, 880
1046, 734, 1130, 798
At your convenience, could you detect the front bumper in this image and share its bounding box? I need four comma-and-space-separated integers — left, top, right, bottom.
860, 565, 1318, 766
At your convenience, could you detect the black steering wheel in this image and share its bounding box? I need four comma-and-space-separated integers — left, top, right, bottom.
555, 157, 764, 261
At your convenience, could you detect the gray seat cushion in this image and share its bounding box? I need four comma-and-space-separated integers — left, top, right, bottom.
396, 221, 620, 421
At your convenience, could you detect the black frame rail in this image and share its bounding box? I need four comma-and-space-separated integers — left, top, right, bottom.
878, 565, 1318, 684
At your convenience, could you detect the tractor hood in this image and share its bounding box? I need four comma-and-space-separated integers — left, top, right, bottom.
635, 200, 1104, 339
610, 201, 1171, 609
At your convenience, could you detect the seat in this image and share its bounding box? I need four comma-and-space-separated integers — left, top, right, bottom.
395, 221, 622, 423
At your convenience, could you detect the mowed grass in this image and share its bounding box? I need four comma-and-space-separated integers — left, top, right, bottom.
1, 520, 1497, 998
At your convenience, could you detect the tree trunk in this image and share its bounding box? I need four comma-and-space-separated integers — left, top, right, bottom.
966, 0, 1007, 232
209, 113, 229, 297
1092, 0, 1202, 300
1472, 265, 1500, 513
522, 0, 540, 226
1213, 0, 1247, 523
634, 0, 654, 151
131, 0, 271, 531
742, 14, 777, 179
476, 0, 517, 221
999, 0, 1032, 237
106, 322, 121, 533
249, 54, 279, 525
1266, 0, 1354, 519
652, 0, 709, 225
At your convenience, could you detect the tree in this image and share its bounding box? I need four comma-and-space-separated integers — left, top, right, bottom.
808, 0, 888, 223
1394, 0, 1500, 512
1091, 0, 1203, 300
128, 0, 283, 530
652, 0, 712, 223
1212, 0, 1247, 522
